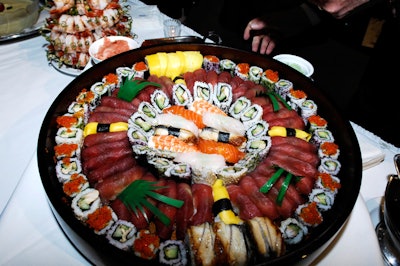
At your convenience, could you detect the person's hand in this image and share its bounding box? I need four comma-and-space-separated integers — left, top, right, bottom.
309, 0, 369, 19
243, 18, 277, 55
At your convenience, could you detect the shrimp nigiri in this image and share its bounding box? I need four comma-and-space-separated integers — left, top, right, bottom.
189, 99, 227, 116
148, 135, 199, 153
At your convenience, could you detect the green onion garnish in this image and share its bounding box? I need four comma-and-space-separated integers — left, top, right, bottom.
259, 168, 285, 193
276, 173, 293, 206
118, 78, 161, 102
118, 180, 184, 226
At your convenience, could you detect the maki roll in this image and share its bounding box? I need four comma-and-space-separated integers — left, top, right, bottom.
132, 61, 149, 79
245, 136, 272, 158
246, 120, 269, 140
86, 205, 117, 235
165, 163, 192, 180
148, 156, 173, 176
55, 127, 84, 145
287, 89, 307, 110
56, 157, 82, 183
308, 188, 335, 211
249, 65, 263, 84
213, 82, 233, 112
260, 69, 279, 90
234, 62, 250, 80
127, 126, 149, 145
312, 128, 335, 144
172, 83, 193, 106
319, 157, 341, 175
90, 81, 108, 97
134, 229, 161, 260
240, 103, 263, 126
106, 220, 137, 251
300, 99, 318, 123
129, 113, 154, 134
315, 172, 341, 195
216, 164, 248, 185
318, 141, 340, 159
151, 89, 171, 113
75, 89, 99, 112
56, 113, 84, 129
279, 217, 308, 245
274, 79, 293, 99
203, 55, 220, 73
159, 240, 188, 266
71, 188, 101, 221
296, 202, 323, 227
307, 114, 328, 132
63, 173, 89, 198
54, 143, 80, 160
193, 81, 213, 102
219, 58, 236, 74
229, 96, 251, 119
138, 101, 158, 120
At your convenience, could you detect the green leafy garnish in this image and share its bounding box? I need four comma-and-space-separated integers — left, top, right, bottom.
117, 78, 161, 102
118, 180, 184, 226
257, 91, 292, 111
259, 167, 297, 206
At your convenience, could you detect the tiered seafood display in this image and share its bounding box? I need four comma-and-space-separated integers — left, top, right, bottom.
42, 0, 133, 69
52, 51, 342, 265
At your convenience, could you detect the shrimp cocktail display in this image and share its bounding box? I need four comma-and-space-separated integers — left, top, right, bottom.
41, 0, 133, 69
48, 48, 345, 266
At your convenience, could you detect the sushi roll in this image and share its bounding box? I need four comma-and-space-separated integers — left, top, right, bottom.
56, 157, 82, 183
274, 79, 293, 99
213, 82, 233, 112
116, 66, 134, 79
54, 143, 80, 160
133, 229, 160, 260
102, 73, 119, 92
151, 89, 171, 113
287, 89, 307, 110
234, 62, 250, 80
308, 188, 335, 211
216, 164, 248, 185
86, 205, 117, 235
132, 61, 149, 79
300, 99, 318, 123
90, 81, 108, 97
315, 172, 341, 195
172, 83, 193, 106
106, 220, 137, 251
246, 120, 269, 140
279, 217, 308, 245
138, 101, 159, 119
219, 58, 236, 74
296, 202, 323, 227
129, 113, 154, 134
203, 55, 220, 73
159, 240, 188, 266
148, 156, 173, 176
240, 104, 263, 126
165, 163, 192, 180
62, 173, 89, 197
318, 157, 341, 175
237, 152, 262, 172
318, 141, 340, 159
229, 96, 252, 119
312, 128, 335, 144
71, 188, 101, 221
56, 113, 84, 129
307, 114, 328, 132
249, 65, 263, 84
55, 127, 84, 145
245, 136, 272, 158
260, 69, 279, 90
127, 126, 149, 145
67, 101, 88, 115
75, 89, 99, 112
193, 81, 213, 102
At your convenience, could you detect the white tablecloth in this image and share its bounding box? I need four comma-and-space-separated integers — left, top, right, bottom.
0, 1, 398, 265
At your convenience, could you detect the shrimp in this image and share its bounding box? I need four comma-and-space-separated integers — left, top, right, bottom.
87, 0, 112, 11
148, 135, 199, 153
189, 99, 227, 116
50, 0, 75, 15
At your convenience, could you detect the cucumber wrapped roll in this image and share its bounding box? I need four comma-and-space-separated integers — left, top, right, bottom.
219, 59, 236, 74
106, 220, 137, 250
249, 65, 263, 84
318, 157, 341, 175
172, 83, 193, 106
55, 127, 84, 145
308, 188, 335, 211
213, 82, 233, 112
138, 101, 159, 119
56, 157, 82, 183
274, 79, 293, 99
312, 128, 335, 144
279, 217, 308, 245
229, 96, 251, 119
151, 89, 171, 113
193, 81, 213, 102
246, 120, 269, 140
72, 188, 101, 221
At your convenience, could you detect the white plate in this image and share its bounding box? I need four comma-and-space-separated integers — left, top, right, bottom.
273, 54, 314, 77
50, 61, 83, 77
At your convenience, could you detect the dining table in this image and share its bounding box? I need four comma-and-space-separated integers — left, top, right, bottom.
0, 0, 399, 265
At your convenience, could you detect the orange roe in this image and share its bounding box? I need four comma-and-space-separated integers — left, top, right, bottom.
236, 63, 250, 75
289, 89, 307, 99
54, 143, 78, 157
133, 229, 160, 260
63, 173, 87, 196
320, 142, 339, 156
204, 55, 220, 63
299, 202, 323, 226
133, 61, 148, 72
103, 73, 119, 85
308, 115, 327, 127
56, 115, 78, 128
318, 172, 341, 192
264, 69, 279, 82
86, 206, 113, 232
76, 89, 96, 104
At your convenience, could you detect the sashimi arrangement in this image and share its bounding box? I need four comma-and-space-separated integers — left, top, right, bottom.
52, 50, 342, 265
41, 0, 133, 69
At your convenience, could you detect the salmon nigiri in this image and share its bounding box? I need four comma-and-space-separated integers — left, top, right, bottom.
198, 138, 245, 164
148, 135, 199, 153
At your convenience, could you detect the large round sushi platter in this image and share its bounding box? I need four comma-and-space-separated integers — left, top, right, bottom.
37, 43, 362, 265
